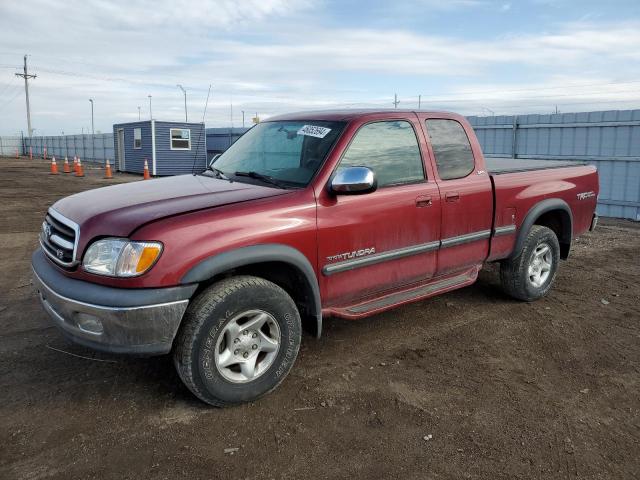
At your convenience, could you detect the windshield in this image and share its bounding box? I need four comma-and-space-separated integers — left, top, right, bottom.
211, 120, 346, 188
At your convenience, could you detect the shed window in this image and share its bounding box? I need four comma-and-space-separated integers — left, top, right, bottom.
133, 128, 142, 149
170, 128, 191, 150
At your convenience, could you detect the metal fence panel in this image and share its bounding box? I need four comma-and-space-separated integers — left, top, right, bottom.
468, 109, 640, 221
22, 134, 115, 164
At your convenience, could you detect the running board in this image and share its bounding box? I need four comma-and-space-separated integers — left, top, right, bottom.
325, 267, 479, 320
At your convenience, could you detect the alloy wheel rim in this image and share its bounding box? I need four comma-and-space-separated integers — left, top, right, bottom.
214, 309, 281, 383
528, 242, 553, 288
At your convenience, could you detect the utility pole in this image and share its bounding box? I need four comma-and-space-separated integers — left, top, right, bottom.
15, 54, 36, 137
137, 106, 141, 121
177, 84, 187, 122
242, 110, 245, 128
418, 95, 421, 109
393, 93, 400, 109
89, 98, 94, 134
148, 95, 153, 120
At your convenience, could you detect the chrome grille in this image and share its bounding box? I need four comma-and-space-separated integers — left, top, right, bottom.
40, 208, 79, 267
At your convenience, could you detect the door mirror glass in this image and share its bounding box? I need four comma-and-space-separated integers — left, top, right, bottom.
330, 166, 377, 195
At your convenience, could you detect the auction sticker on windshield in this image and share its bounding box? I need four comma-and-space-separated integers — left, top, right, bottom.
297, 125, 332, 138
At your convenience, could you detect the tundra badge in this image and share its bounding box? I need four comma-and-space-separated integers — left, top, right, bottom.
577, 191, 596, 200
327, 247, 375, 262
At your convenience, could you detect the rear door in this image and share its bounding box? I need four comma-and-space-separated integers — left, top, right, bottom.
420, 116, 493, 275
316, 115, 441, 307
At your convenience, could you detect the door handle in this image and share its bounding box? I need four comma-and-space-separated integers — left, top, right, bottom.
415, 195, 432, 207
445, 192, 460, 202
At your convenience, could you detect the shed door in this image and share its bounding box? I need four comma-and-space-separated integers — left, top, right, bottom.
117, 128, 125, 171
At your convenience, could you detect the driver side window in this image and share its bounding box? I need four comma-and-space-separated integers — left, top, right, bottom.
337, 121, 425, 187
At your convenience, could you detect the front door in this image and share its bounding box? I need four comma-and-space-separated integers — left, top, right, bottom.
117, 128, 125, 171
316, 117, 441, 307
420, 116, 493, 275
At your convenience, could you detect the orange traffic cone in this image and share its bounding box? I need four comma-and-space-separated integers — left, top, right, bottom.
73, 156, 79, 174
104, 159, 113, 179
143, 159, 151, 180
75, 158, 84, 177
63, 156, 71, 173
49, 156, 59, 175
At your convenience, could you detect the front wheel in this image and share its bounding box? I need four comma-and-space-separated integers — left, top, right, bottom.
173, 275, 301, 406
500, 225, 560, 301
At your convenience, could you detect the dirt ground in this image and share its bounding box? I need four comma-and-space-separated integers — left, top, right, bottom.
0, 156, 638, 480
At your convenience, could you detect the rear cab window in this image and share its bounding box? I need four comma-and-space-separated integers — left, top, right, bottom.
337, 120, 425, 187
425, 119, 475, 180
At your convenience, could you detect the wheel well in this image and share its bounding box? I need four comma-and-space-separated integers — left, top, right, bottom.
534, 209, 571, 259
193, 261, 319, 337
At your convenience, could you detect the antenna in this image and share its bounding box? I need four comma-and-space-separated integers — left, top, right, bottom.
191, 84, 212, 175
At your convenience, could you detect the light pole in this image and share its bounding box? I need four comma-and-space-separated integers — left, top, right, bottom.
177, 84, 187, 122
242, 110, 245, 128
137, 106, 141, 121
89, 98, 94, 134
148, 95, 153, 120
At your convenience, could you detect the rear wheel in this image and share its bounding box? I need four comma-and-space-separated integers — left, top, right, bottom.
173, 275, 301, 406
500, 225, 560, 301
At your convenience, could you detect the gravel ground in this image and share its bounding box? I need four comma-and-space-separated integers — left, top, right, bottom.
0, 156, 639, 480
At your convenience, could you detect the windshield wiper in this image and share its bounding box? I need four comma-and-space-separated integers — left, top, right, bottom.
234, 171, 288, 189
206, 165, 230, 180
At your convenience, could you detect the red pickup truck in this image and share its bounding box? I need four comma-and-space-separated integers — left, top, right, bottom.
32, 110, 598, 406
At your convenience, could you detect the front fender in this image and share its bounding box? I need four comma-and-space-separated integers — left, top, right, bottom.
180, 244, 322, 338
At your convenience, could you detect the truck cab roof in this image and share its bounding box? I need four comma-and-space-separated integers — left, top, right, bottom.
267, 109, 465, 122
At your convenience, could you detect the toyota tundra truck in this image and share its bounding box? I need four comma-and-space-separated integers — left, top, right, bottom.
32, 110, 599, 406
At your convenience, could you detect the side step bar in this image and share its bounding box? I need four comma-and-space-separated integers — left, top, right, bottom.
324, 267, 479, 320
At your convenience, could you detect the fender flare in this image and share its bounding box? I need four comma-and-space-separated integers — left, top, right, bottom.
180, 244, 322, 338
511, 198, 573, 259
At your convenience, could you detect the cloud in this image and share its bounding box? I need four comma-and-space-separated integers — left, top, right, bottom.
0, 1, 639, 133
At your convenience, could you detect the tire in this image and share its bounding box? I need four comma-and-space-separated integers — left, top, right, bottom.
500, 225, 560, 301
173, 275, 301, 407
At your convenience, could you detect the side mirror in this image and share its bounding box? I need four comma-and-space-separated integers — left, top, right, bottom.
329, 166, 377, 195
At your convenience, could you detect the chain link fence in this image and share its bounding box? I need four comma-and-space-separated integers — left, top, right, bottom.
0, 136, 23, 156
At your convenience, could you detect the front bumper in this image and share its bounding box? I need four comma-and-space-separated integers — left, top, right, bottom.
31, 249, 197, 355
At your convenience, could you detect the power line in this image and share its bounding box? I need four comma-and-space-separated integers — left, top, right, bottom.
0, 77, 20, 99
0, 88, 23, 111
32, 58, 639, 100
417, 79, 640, 98
415, 88, 640, 105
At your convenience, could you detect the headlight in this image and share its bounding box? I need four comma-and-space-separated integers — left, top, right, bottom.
83, 238, 163, 277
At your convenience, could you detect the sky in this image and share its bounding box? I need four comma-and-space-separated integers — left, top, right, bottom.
1, 0, 640, 135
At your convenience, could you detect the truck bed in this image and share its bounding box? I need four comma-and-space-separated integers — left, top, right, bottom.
486, 158, 585, 175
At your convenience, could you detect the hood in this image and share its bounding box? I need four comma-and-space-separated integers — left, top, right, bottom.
53, 174, 288, 248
